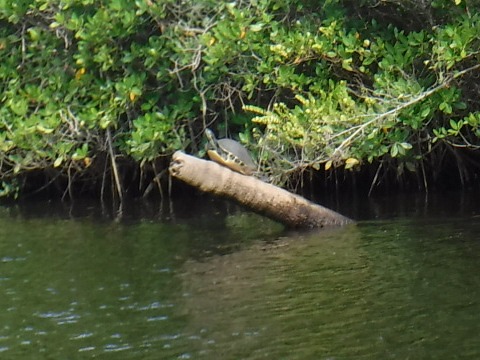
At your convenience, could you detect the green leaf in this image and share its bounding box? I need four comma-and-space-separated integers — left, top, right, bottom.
449, 119, 458, 130
250, 23, 264, 32
400, 142, 412, 150
10, 99, 28, 116
439, 102, 452, 114
390, 144, 398, 157
405, 162, 416, 172
341, 58, 353, 71
420, 107, 430, 118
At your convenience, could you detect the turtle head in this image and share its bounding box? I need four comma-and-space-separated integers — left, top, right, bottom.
204, 128, 218, 149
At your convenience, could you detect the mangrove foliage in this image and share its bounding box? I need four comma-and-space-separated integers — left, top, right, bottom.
1, 0, 480, 198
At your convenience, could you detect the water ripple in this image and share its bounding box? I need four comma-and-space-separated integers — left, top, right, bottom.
147, 315, 168, 322
1, 256, 27, 263
70, 332, 94, 340
35, 311, 81, 325
103, 343, 132, 352
78, 346, 95, 352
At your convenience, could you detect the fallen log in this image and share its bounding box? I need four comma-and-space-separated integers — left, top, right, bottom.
169, 151, 354, 228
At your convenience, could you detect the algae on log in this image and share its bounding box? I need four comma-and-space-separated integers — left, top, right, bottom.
169, 151, 354, 229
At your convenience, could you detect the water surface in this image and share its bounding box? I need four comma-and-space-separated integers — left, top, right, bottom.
1, 193, 479, 359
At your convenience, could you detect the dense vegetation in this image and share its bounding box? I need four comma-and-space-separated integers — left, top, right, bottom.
1, 0, 480, 198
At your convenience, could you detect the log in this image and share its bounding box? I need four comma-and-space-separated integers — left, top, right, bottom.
169, 151, 354, 228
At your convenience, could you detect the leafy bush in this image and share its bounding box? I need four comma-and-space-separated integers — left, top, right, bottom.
1, 0, 480, 197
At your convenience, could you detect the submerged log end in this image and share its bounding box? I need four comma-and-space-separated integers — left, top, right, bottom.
169, 151, 354, 229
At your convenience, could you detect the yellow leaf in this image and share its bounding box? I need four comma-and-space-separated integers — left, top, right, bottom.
325, 160, 333, 171
0, 140, 14, 152
345, 157, 359, 170
208, 37, 216, 46
75, 67, 86, 79
36, 125, 54, 134
129, 92, 137, 102
240, 27, 247, 39
84, 157, 92, 167
292, 57, 302, 64
54, 156, 63, 168
455, 0, 461, 5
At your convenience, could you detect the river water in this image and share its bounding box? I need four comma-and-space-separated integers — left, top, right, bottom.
1, 192, 480, 359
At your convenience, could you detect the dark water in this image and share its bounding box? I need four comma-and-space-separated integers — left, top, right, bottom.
1, 193, 480, 359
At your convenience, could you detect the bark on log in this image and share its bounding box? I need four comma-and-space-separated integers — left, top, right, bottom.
169, 151, 354, 228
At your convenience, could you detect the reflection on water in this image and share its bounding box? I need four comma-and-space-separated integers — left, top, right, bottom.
178, 219, 480, 359
0, 193, 480, 358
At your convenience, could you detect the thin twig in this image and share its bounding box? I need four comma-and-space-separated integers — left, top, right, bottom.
369, 162, 383, 196
106, 128, 123, 201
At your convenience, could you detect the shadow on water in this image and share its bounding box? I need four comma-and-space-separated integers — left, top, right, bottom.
0, 191, 480, 358
314, 189, 480, 222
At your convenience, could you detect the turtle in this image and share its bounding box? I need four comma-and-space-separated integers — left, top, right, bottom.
205, 128, 257, 175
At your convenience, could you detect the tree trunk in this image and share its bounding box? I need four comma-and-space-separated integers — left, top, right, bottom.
169, 151, 354, 228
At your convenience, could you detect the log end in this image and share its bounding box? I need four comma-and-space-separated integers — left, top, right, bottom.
169, 151, 184, 177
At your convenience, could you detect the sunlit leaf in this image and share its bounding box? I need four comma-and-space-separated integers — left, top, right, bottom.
391, 144, 399, 157
75, 68, 86, 79
54, 156, 63, 168
36, 125, 54, 134
420, 107, 430, 118
250, 23, 264, 32
239, 28, 247, 39
345, 158, 359, 169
